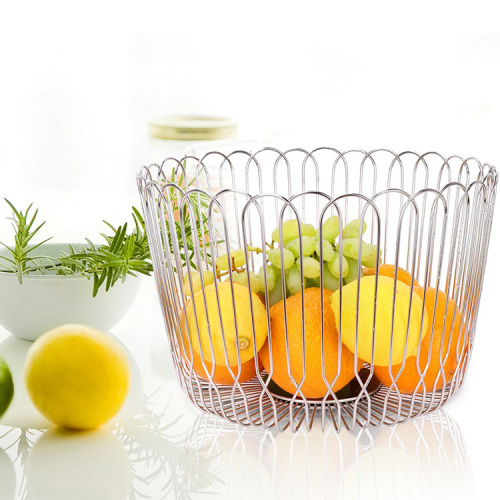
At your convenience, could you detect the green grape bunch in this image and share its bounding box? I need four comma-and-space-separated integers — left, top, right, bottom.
181, 216, 381, 308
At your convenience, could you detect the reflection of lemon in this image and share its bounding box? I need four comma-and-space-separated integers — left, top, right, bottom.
330, 276, 428, 366
26, 428, 131, 500
0, 356, 14, 418
184, 282, 268, 366
24, 324, 130, 430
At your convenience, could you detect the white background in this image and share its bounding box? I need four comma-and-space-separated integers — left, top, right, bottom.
1, 1, 500, 498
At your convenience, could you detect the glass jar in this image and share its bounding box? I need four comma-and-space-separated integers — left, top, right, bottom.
148, 115, 238, 163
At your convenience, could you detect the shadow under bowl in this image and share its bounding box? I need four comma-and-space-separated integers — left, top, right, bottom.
0, 243, 141, 341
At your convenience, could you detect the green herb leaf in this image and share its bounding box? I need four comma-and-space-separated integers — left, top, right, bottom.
0, 199, 53, 283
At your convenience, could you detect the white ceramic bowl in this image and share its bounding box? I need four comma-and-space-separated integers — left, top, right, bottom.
0, 243, 141, 341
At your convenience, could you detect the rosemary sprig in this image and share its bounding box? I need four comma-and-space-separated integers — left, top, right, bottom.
0, 200, 153, 295
0, 199, 52, 283
58, 207, 154, 296
0, 171, 215, 295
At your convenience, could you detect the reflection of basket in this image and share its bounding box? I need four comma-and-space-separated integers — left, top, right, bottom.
181, 410, 473, 498
137, 148, 497, 432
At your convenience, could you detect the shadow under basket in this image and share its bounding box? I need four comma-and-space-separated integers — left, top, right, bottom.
137, 147, 497, 432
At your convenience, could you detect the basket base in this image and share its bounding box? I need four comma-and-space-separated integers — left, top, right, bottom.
266, 367, 382, 405
180, 362, 460, 433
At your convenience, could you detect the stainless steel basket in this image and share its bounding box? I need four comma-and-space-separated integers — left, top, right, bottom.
137, 147, 497, 432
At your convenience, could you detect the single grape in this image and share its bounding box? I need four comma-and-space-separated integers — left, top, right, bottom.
343, 256, 364, 284
268, 265, 284, 306
225, 271, 260, 294
215, 248, 247, 271
342, 219, 367, 239
340, 238, 381, 268
224, 271, 237, 283
271, 219, 300, 246
231, 249, 247, 268
215, 254, 230, 271
250, 273, 262, 294
301, 223, 317, 238
271, 220, 317, 246
285, 236, 316, 258
318, 262, 340, 291
268, 247, 295, 270
327, 251, 349, 278
183, 270, 215, 296
238, 271, 261, 294
297, 256, 321, 279
360, 248, 380, 268
285, 264, 302, 295
258, 264, 277, 293
315, 239, 335, 262
319, 215, 340, 243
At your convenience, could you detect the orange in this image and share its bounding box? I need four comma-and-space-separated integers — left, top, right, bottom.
259, 287, 360, 399
373, 288, 465, 393
364, 264, 424, 298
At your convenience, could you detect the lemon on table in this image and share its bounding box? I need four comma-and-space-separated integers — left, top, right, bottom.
183, 282, 268, 366
330, 275, 428, 366
0, 356, 14, 418
24, 324, 130, 430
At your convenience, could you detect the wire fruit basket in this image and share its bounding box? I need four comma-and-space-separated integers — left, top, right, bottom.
137, 147, 497, 432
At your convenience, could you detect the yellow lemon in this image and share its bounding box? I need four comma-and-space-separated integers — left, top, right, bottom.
330, 275, 428, 366
24, 324, 130, 430
184, 282, 268, 366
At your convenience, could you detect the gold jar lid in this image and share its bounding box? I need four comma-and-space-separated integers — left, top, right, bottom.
149, 115, 238, 141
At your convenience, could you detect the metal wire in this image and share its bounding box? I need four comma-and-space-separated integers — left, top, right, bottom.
137, 147, 497, 432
